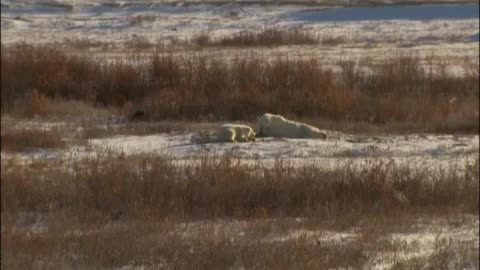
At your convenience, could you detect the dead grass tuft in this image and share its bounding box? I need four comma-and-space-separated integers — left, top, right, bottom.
127, 14, 158, 27
24, 89, 49, 117
320, 35, 348, 46
62, 37, 113, 51
1, 44, 478, 132
1, 129, 66, 152
1, 154, 478, 217
198, 28, 318, 47
1, 154, 478, 269
125, 35, 154, 50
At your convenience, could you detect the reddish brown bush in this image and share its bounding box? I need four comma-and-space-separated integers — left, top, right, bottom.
1, 129, 65, 152
25, 89, 49, 117
1, 155, 478, 217
208, 28, 318, 47
1, 44, 478, 131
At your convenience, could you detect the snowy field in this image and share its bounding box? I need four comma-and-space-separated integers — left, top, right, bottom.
1, 120, 479, 269
1, 120, 478, 173
1, 2, 479, 269
1, 1, 478, 56
89, 132, 479, 170
1, 0, 478, 171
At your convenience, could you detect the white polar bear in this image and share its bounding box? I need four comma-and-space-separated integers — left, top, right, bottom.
257, 113, 327, 139
216, 124, 256, 142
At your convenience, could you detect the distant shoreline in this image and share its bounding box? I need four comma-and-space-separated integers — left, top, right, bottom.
3, 0, 476, 8
127, 0, 479, 7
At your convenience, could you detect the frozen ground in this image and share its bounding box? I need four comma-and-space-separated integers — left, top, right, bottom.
2, 211, 477, 269
2, 123, 478, 269
1, 2, 478, 267
2, 123, 478, 172
1, 1, 478, 54
1, 116, 478, 170
88, 131, 480, 170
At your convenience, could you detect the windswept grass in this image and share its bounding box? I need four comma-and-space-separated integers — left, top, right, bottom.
194, 28, 318, 47
127, 14, 159, 27
2, 154, 478, 218
1, 129, 66, 152
1, 44, 478, 132
1, 154, 478, 269
2, 213, 477, 269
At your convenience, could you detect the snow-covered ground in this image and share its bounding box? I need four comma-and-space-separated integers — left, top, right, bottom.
88, 131, 478, 159
1, 1, 478, 49
2, 127, 478, 172
1, 3, 478, 268
88, 132, 479, 170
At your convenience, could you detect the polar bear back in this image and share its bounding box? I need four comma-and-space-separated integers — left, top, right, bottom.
216, 126, 237, 142
257, 113, 326, 139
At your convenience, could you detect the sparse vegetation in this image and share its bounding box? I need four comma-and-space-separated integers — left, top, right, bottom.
127, 14, 159, 27
2, 154, 478, 217
1, 4, 479, 269
194, 28, 319, 47
125, 35, 154, 50
1, 42, 478, 269
319, 35, 348, 46
1, 129, 66, 152
62, 37, 113, 51
1, 44, 478, 132
1, 154, 478, 269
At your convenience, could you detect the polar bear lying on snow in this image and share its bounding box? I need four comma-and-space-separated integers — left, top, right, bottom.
257, 113, 327, 139
216, 124, 256, 142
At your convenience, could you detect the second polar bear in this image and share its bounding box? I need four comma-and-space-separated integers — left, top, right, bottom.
257, 113, 327, 139
217, 124, 256, 142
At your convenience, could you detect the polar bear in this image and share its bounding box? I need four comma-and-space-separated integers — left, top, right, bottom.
216, 124, 256, 142
257, 113, 327, 139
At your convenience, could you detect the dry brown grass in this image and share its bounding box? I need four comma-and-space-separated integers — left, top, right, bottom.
127, 14, 159, 27
62, 37, 114, 51
194, 28, 318, 47
81, 121, 221, 139
23, 89, 49, 117
0, 220, 368, 269
125, 35, 154, 50
1, 154, 478, 269
1, 44, 478, 132
2, 154, 478, 218
320, 35, 348, 46
1, 44, 99, 113
1, 129, 66, 152
2, 214, 477, 269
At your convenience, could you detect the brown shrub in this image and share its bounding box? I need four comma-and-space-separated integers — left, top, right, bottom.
193, 32, 211, 47
209, 28, 318, 47
127, 14, 158, 27
0, 217, 371, 269
320, 35, 347, 46
1, 129, 66, 152
125, 35, 154, 50
1, 44, 99, 113
1, 155, 478, 269
1, 154, 478, 217
24, 89, 49, 117
1, 44, 478, 131
63, 37, 112, 51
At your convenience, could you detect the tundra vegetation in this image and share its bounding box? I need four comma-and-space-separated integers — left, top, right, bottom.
1, 154, 479, 269
1, 44, 478, 133
1, 41, 479, 269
